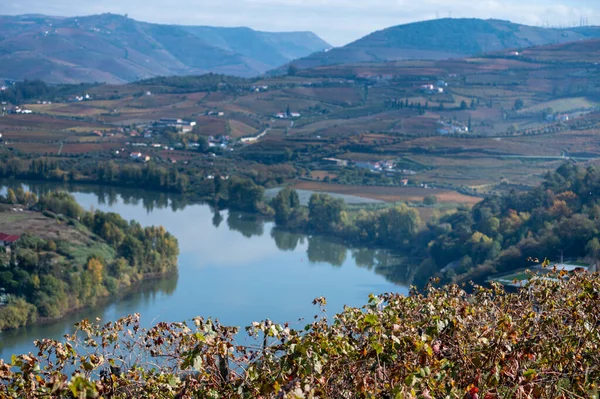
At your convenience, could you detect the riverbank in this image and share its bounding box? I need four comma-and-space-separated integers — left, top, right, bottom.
0, 190, 179, 331
17, 270, 178, 329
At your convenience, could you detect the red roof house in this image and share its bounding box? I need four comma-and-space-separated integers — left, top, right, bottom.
0, 233, 20, 246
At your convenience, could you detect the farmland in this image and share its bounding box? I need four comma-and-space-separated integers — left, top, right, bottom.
2, 39, 600, 204
291, 181, 482, 204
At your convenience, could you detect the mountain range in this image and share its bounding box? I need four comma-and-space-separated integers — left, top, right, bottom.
282, 18, 600, 71
0, 13, 330, 84
3, 15, 600, 85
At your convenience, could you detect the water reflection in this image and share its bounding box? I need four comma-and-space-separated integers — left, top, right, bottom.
212, 210, 224, 228
307, 237, 348, 267
0, 180, 188, 213
0, 180, 424, 360
226, 212, 265, 238
0, 180, 426, 288
0, 273, 179, 355
271, 230, 305, 252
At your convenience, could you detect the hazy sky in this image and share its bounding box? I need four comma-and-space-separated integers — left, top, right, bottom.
1, 0, 599, 45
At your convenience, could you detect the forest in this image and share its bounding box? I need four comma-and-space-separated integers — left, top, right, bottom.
0, 190, 179, 330
270, 163, 600, 285
0, 156, 295, 206
0, 80, 96, 105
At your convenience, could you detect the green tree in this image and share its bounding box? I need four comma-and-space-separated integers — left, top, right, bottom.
308, 194, 345, 233
460, 100, 468, 110
272, 187, 301, 225
6, 188, 17, 204
514, 98, 525, 110
377, 204, 421, 246
423, 196, 438, 206
227, 177, 265, 213
197, 135, 210, 153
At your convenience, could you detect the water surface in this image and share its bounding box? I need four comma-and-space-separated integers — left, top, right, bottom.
0, 182, 412, 360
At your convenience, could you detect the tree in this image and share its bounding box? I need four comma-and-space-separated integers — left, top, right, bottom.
514, 98, 525, 110
586, 238, 600, 260
272, 187, 301, 225
286, 104, 291, 117
287, 64, 298, 76
460, 100, 468, 110
423, 196, 438, 206
6, 188, 17, 204
197, 135, 210, 153
227, 177, 265, 213
308, 194, 345, 233
377, 204, 421, 245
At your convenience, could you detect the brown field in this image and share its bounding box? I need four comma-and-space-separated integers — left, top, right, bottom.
195, 116, 227, 136
228, 120, 258, 138
1, 129, 72, 141
309, 170, 338, 180
0, 114, 106, 130
0, 209, 92, 244
8, 142, 60, 154
291, 181, 481, 204
283, 87, 362, 105
60, 142, 120, 154
159, 150, 202, 161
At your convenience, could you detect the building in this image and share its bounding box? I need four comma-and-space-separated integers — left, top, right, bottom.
322, 158, 349, 167
437, 120, 469, 135
0, 233, 20, 247
155, 118, 197, 133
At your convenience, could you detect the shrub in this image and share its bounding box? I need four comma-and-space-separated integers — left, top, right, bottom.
2, 272, 600, 398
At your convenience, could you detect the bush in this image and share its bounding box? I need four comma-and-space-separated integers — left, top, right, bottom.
3, 273, 600, 398
423, 195, 438, 205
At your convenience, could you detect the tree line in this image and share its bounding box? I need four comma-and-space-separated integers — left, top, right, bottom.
271, 163, 600, 285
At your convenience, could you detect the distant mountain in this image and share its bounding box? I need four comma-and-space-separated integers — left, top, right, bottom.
282, 18, 600, 71
0, 13, 330, 84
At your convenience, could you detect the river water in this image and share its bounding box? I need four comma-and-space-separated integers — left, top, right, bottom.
0, 182, 414, 360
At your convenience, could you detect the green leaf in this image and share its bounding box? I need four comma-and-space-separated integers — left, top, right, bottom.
404, 373, 418, 387
364, 314, 378, 326
373, 343, 383, 355
523, 369, 537, 380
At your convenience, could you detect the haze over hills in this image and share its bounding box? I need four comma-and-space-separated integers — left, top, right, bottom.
281, 18, 600, 72
0, 13, 330, 84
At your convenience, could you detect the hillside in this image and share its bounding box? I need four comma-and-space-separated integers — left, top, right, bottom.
0, 14, 329, 83
0, 190, 179, 331
283, 18, 600, 71
5, 38, 600, 208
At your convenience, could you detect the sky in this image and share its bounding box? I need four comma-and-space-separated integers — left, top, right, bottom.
1, 0, 600, 46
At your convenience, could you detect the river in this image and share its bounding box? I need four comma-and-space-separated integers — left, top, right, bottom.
0, 181, 415, 360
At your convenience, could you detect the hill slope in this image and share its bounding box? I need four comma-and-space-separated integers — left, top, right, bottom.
284, 18, 600, 71
0, 14, 329, 83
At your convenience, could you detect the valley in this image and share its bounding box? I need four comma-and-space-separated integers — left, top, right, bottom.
3, 38, 600, 207
3, 12, 600, 397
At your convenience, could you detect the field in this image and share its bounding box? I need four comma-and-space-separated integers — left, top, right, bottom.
0, 207, 91, 244
4, 41, 600, 205
291, 181, 481, 204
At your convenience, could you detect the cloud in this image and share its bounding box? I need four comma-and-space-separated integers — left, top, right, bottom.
1, 0, 599, 45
